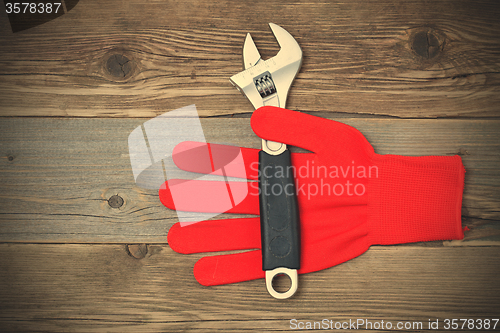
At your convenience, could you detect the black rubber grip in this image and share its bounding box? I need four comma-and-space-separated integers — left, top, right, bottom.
259, 150, 300, 271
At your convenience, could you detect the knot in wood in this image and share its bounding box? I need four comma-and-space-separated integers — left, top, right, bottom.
126, 244, 148, 259
108, 194, 124, 208
412, 30, 441, 59
106, 54, 132, 78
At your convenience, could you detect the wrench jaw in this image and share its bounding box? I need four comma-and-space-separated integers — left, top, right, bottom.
243, 33, 262, 70
230, 23, 302, 111
269, 23, 302, 74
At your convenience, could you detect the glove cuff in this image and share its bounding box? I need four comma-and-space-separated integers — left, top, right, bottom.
368, 154, 465, 245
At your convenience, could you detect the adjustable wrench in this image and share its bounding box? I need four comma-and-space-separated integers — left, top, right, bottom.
230, 23, 302, 299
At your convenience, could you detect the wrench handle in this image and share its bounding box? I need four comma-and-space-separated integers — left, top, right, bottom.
259, 149, 300, 271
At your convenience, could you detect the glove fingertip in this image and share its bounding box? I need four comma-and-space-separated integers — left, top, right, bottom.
172, 141, 213, 174
159, 181, 175, 210
194, 257, 218, 286
251, 106, 320, 153
250, 106, 282, 137
167, 223, 187, 254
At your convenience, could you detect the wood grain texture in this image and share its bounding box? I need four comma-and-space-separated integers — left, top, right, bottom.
0, 244, 498, 332
0, 117, 498, 243
0, 0, 499, 118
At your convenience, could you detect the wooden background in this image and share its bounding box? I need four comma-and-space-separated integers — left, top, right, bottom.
0, 0, 499, 331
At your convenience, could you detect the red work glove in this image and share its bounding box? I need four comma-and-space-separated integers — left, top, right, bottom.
160, 106, 465, 286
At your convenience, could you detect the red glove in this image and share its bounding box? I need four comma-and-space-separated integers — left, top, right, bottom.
160, 106, 465, 286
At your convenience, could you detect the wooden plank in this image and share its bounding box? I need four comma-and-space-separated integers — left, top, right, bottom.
0, 244, 498, 332
0, 117, 498, 243
0, 0, 499, 118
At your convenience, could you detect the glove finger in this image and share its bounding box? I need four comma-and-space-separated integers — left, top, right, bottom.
191, 224, 371, 285
172, 141, 316, 180
168, 218, 261, 254
194, 250, 264, 286
159, 179, 259, 214
173, 141, 258, 180
251, 106, 374, 156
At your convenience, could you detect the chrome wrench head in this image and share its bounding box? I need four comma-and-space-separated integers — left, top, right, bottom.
230, 23, 302, 109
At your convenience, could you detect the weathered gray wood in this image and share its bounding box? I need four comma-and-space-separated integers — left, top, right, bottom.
0, 0, 499, 118
0, 244, 498, 332
0, 117, 498, 243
